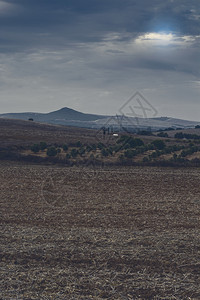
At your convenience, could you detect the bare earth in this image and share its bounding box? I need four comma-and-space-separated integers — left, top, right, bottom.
1, 161, 200, 299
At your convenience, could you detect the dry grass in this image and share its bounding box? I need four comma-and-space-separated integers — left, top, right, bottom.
1, 162, 200, 299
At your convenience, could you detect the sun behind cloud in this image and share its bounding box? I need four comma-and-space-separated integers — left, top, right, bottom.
135, 32, 195, 46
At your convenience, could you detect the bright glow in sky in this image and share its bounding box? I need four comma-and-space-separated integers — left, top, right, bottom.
144, 32, 173, 41
135, 32, 196, 46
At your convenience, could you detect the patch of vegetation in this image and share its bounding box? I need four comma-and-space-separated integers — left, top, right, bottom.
151, 140, 166, 150
62, 144, 68, 152
175, 132, 200, 140
137, 130, 153, 136
157, 132, 169, 138
31, 144, 40, 153
71, 148, 79, 158
47, 147, 58, 157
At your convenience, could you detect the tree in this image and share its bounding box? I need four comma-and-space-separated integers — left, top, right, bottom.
76, 141, 82, 147
71, 148, 78, 158
124, 149, 137, 159
39, 142, 47, 151
31, 144, 40, 153
101, 148, 109, 157
157, 132, 168, 138
143, 157, 149, 163
152, 140, 166, 150
62, 144, 68, 152
47, 147, 57, 157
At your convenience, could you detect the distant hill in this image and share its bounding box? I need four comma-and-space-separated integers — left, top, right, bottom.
0, 107, 199, 131
0, 107, 105, 122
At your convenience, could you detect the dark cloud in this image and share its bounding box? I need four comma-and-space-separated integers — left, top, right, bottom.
0, 0, 199, 52
0, 0, 199, 120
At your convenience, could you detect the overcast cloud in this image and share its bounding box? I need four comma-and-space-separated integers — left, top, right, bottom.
0, 0, 200, 120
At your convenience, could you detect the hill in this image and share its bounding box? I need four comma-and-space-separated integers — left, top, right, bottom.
0, 107, 105, 123
1, 118, 200, 167
0, 107, 199, 130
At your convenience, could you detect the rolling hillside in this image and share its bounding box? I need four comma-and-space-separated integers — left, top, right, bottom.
0, 107, 200, 130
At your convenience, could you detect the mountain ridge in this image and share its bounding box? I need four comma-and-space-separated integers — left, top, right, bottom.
0, 107, 199, 131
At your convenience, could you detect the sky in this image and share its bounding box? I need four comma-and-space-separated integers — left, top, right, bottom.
0, 0, 200, 120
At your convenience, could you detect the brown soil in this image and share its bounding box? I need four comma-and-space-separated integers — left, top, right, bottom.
1, 161, 200, 299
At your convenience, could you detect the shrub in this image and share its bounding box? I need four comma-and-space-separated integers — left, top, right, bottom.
175, 132, 200, 140
157, 132, 168, 138
174, 132, 184, 139
86, 145, 93, 152
142, 157, 149, 163
101, 148, 109, 157
117, 135, 130, 144
114, 144, 122, 152
91, 144, 97, 151
119, 154, 125, 161
39, 142, 47, 150
71, 148, 78, 158
124, 149, 137, 159
137, 130, 152, 136
31, 144, 40, 153
79, 147, 86, 156
63, 144, 68, 152
98, 142, 105, 150
120, 137, 144, 149
151, 151, 158, 159
47, 147, 57, 157
76, 141, 82, 147
151, 140, 166, 150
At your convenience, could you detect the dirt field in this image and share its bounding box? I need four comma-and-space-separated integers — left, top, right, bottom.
0, 119, 97, 148
1, 161, 200, 299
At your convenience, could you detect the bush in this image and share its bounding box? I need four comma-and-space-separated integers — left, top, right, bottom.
79, 147, 86, 156
101, 148, 109, 157
119, 154, 125, 161
151, 140, 166, 150
137, 130, 153, 136
119, 137, 144, 149
157, 132, 168, 138
86, 145, 93, 152
98, 142, 105, 150
175, 132, 200, 140
174, 132, 184, 139
31, 144, 40, 153
63, 144, 68, 152
76, 141, 82, 147
117, 135, 130, 144
91, 144, 97, 151
39, 142, 47, 151
71, 148, 78, 158
142, 157, 149, 163
47, 147, 57, 157
124, 149, 137, 159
